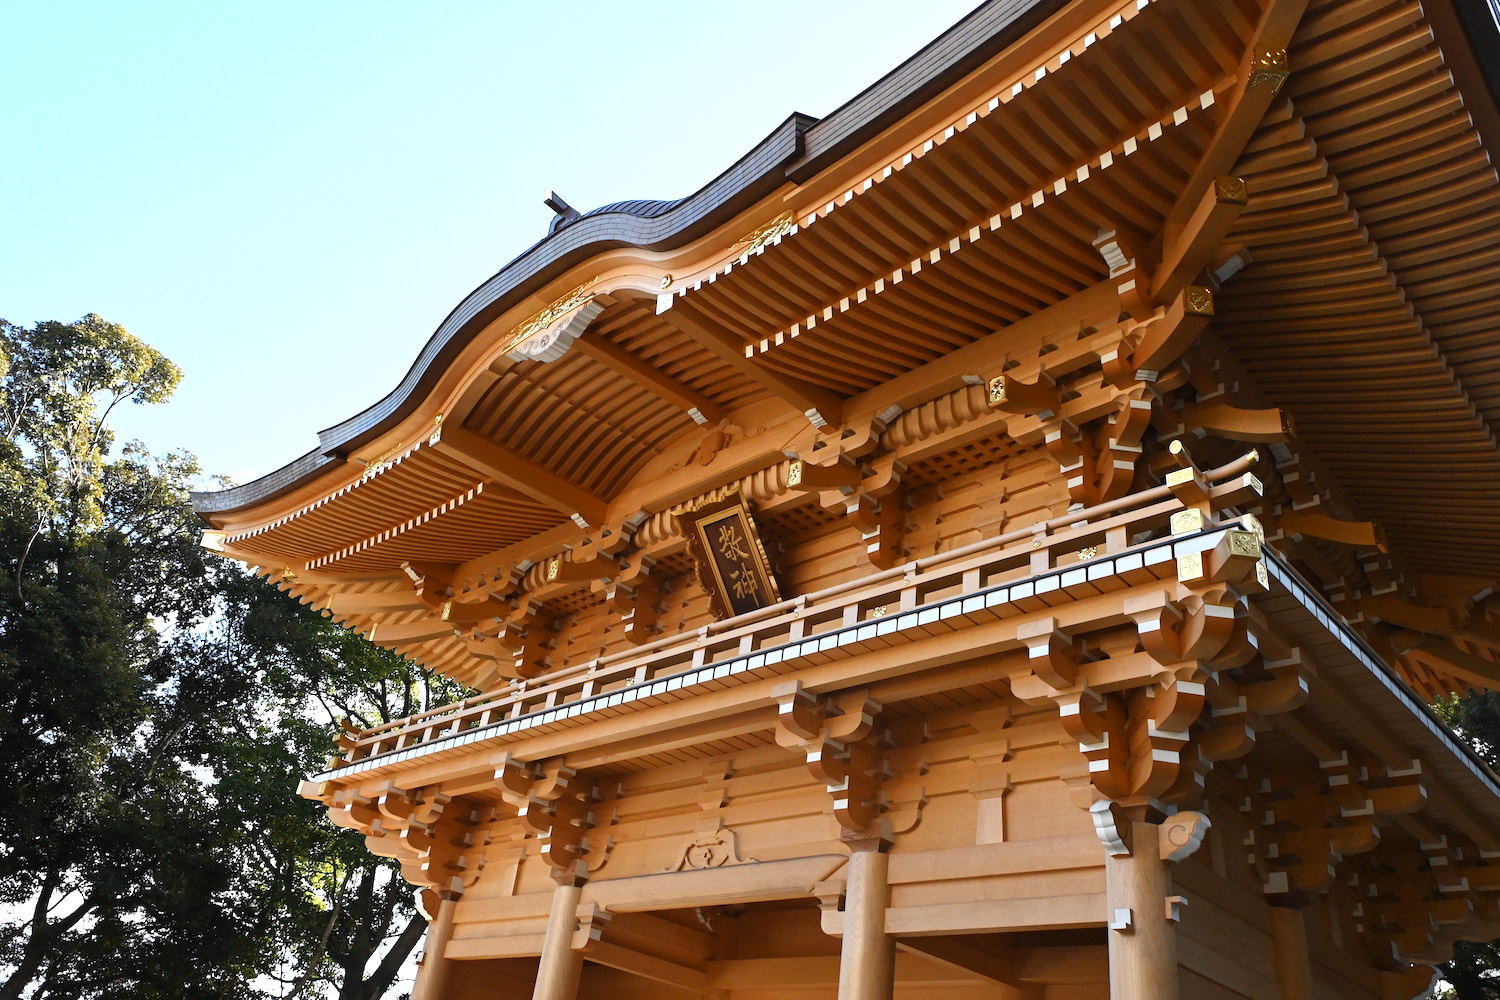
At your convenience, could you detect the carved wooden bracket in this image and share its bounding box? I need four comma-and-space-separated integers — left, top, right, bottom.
1090, 801, 1210, 863
493, 752, 618, 876
315, 780, 495, 899
663, 826, 758, 872
1019, 577, 1283, 816
1240, 757, 1426, 899
593, 550, 664, 646
1345, 844, 1500, 971
843, 487, 910, 570
773, 681, 896, 841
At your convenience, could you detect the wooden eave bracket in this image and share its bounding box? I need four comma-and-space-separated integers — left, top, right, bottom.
1151, 176, 1250, 307
1180, 398, 1293, 444
402, 560, 456, 605
1279, 510, 1387, 552
786, 454, 864, 493
986, 371, 1062, 416
1407, 638, 1500, 693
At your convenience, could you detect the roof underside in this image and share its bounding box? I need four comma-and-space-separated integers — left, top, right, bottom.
194, 0, 1500, 675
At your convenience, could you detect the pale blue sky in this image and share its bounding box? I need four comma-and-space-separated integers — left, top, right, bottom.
4, 1, 979, 486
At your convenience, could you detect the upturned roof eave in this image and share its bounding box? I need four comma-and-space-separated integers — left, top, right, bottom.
191, 0, 1071, 520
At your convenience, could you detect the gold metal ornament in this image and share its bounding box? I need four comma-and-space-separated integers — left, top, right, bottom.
500, 280, 598, 356
1184, 285, 1215, 316
734, 212, 795, 257
1249, 48, 1289, 94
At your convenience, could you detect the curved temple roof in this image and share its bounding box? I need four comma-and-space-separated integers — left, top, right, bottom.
192, 0, 1069, 517
194, 0, 1500, 695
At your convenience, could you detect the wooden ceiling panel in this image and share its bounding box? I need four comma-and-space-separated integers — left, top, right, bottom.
225, 445, 494, 562
669, 0, 1254, 353
1216, 0, 1500, 576
596, 297, 769, 411
461, 350, 687, 499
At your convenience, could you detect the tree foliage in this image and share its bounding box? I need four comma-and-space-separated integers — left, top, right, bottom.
0, 316, 250, 998
0, 315, 454, 999
1435, 691, 1500, 999
216, 578, 463, 1000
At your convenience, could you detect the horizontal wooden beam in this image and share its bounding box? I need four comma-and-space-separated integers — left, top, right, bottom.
1180, 399, 1291, 443
322, 590, 431, 616
429, 423, 607, 526
849, 279, 1119, 421
365, 617, 455, 647
895, 937, 1024, 991
584, 940, 708, 992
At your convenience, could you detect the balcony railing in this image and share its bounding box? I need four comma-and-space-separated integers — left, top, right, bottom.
316, 453, 1265, 781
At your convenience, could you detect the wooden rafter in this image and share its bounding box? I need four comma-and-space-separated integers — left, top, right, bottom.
572, 333, 725, 424
1161, 0, 1311, 240
428, 423, 607, 526
656, 301, 845, 426
1140, 0, 1311, 310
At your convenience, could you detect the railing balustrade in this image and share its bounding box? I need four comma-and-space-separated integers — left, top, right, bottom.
324, 452, 1263, 777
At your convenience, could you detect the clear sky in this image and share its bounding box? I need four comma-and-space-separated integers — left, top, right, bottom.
4, 0, 981, 487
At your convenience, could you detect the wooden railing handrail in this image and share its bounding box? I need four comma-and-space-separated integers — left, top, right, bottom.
344, 450, 1260, 750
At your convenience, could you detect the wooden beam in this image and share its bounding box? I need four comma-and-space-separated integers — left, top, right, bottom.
1410, 639, 1500, 691
1131, 286, 1216, 377
1151, 176, 1249, 306
428, 423, 607, 526
1160, 0, 1310, 243
1016, 945, 1109, 986
895, 937, 1027, 995
449, 521, 583, 595
708, 954, 984, 990
656, 301, 844, 426
848, 279, 1119, 421
322, 590, 431, 615
364, 617, 456, 647
1180, 399, 1291, 443
573, 334, 726, 424
1279, 510, 1385, 550
584, 940, 708, 993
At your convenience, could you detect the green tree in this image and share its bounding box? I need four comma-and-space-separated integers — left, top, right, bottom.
1435, 690, 1500, 999
0, 313, 463, 999
211, 576, 464, 1000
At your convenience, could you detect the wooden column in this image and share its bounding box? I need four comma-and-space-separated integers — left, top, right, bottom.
839, 838, 895, 1000
1270, 904, 1313, 999
533, 871, 586, 1000
1105, 820, 1181, 1000
412, 895, 458, 1000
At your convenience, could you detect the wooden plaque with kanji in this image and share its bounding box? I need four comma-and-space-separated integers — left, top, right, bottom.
676, 491, 782, 620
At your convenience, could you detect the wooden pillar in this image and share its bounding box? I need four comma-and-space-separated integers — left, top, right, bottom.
1105, 820, 1180, 1000
839, 839, 895, 1000
412, 894, 459, 1000
1270, 904, 1313, 999
533, 872, 586, 1000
